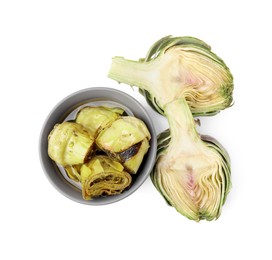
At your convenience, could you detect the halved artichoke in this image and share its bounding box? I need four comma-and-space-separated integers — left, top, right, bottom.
48, 122, 94, 166
81, 155, 132, 200
75, 106, 124, 136
108, 35, 233, 116
96, 116, 151, 174
151, 98, 231, 221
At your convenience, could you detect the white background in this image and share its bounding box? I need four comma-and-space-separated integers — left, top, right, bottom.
1, 0, 271, 259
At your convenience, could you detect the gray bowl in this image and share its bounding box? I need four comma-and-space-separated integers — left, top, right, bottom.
39, 87, 157, 205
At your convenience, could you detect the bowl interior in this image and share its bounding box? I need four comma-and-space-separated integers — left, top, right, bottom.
39, 87, 157, 205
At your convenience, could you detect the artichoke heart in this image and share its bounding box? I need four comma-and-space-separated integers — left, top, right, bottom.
64, 164, 82, 182
151, 99, 231, 221
81, 155, 132, 200
123, 138, 150, 174
76, 106, 124, 136
96, 116, 150, 173
48, 122, 94, 166
108, 35, 233, 116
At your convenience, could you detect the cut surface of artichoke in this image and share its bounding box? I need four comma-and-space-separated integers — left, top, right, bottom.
80, 156, 132, 200
123, 138, 150, 174
95, 116, 151, 173
75, 106, 124, 136
96, 116, 150, 152
108, 35, 233, 116
48, 122, 94, 166
151, 98, 231, 221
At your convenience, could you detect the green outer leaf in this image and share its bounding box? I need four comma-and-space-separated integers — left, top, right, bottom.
139, 89, 165, 115
144, 35, 211, 62
150, 128, 172, 206
156, 128, 171, 154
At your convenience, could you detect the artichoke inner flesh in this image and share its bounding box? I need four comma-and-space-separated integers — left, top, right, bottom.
152, 98, 231, 221
64, 164, 82, 182
48, 122, 94, 166
81, 156, 132, 200
75, 106, 124, 136
123, 138, 150, 174
96, 116, 151, 173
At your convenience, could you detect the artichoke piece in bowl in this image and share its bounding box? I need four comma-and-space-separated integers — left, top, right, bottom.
123, 138, 150, 174
48, 122, 94, 166
81, 156, 132, 200
96, 116, 151, 174
75, 106, 124, 136
64, 165, 82, 182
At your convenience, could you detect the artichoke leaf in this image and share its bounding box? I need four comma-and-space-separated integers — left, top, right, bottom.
144, 35, 211, 62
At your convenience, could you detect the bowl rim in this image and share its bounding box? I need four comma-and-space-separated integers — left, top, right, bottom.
39, 87, 157, 205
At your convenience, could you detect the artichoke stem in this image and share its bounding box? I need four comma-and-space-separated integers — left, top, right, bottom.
165, 98, 200, 145
108, 57, 155, 93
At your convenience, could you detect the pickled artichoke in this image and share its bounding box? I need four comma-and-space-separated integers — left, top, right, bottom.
108, 35, 233, 116
96, 116, 151, 173
123, 138, 150, 174
64, 165, 82, 182
76, 106, 124, 136
48, 122, 94, 166
151, 99, 231, 221
81, 156, 132, 200
47, 105, 151, 200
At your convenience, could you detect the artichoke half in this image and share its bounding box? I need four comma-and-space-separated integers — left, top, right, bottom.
81, 156, 132, 200
108, 35, 233, 116
151, 98, 231, 221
